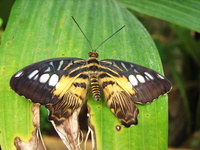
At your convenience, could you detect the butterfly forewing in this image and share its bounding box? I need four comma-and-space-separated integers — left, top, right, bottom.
101, 59, 172, 103
10, 57, 87, 105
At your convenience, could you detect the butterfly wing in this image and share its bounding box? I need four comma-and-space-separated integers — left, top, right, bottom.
99, 59, 172, 127
98, 74, 139, 127
10, 58, 89, 120
46, 72, 89, 123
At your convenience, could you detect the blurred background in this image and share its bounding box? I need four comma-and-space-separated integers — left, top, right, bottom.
0, 1, 199, 150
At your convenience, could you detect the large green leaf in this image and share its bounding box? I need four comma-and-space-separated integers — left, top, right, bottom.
0, 0, 168, 149
118, 0, 200, 32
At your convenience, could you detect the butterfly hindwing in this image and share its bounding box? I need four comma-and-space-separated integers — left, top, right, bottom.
46, 72, 89, 123
98, 73, 139, 127
10, 57, 88, 105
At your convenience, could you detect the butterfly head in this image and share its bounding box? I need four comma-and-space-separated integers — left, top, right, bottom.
88, 51, 99, 58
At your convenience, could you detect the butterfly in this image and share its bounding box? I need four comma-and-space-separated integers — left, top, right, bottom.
10, 17, 172, 127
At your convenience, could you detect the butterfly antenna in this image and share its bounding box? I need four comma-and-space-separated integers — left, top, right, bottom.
72, 16, 94, 51
95, 25, 125, 51
72, 16, 125, 52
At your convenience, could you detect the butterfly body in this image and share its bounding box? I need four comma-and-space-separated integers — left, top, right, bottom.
87, 51, 101, 101
10, 50, 171, 127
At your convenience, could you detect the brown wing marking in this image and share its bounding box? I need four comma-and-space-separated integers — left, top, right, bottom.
99, 76, 139, 127
47, 74, 89, 124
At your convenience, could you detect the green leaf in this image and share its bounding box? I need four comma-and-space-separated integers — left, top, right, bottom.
0, 18, 3, 27
0, 0, 168, 149
118, 0, 200, 32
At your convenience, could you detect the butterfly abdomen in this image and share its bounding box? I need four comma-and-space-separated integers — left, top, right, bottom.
87, 52, 101, 101
90, 76, 101, 101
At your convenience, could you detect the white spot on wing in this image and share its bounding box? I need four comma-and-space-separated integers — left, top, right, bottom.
39, 74, 50, 83
49, 74, 59, 86
128, 82, 133, 88
129, 75, 138, 86
136, 74, 145, 83
112, 61, 116, 66
121, 62, 128, 71
87, 113, 90, 118
49, 62, 53, 66
28, 70, 39, 79
55, 82, 60, 88
144, 72, 154, 80
130, 64, 134, 68
134, 69, 139, 73
57, 60, 64, 70
157, 74, 165, 79
33, 74, 39, 80
44, 67, 51, 72
15, 71, 23, 77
